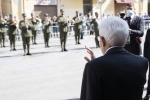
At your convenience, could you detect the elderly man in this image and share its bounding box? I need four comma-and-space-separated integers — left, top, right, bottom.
80, 17, 148, 100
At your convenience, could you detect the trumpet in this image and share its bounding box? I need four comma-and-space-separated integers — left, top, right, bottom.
24, 20, 30, 31
45, 19, 50, 25
64, 16, 68, 24
12, 19, 18, 27
42, 19, 49, 29
31, 17, 37, 22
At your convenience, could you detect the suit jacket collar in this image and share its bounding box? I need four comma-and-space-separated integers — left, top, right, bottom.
130, 16, 138, 26
105, 47, 128, 55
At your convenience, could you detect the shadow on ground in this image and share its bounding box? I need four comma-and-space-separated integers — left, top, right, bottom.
64, 98, 80, 100
0, 51, 62, 58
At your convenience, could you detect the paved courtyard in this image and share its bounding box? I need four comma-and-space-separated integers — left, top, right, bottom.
0, 35, 148, 100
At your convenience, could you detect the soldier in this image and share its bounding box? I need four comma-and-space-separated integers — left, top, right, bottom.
57, 9, 69, 52
0, 15, 7, 47
87, 12, 100, 48
42, 13, 53, 48
72, 11, 82, 44
30, 13, 40, 45
7, 14, 18, 51
19, 13, 33, 56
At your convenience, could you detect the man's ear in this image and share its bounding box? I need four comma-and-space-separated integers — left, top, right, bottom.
100, 36, 106, 47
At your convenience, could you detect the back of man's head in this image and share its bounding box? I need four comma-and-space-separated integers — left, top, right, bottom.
99, 17, 129, 47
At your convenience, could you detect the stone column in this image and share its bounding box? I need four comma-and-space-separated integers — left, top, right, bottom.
142, 0, 148, 15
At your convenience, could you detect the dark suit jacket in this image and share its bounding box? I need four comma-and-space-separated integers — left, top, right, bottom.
80, 47, 148, 100
144, 29, 150, 96
124, 16, 144, 55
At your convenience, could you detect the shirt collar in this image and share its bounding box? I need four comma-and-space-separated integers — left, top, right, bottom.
104, 46, 122, 54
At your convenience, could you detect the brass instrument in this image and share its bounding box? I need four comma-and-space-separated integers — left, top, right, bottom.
45, 19, 50, 25
72, 17, 81, 25
24, 20, 30, 32
42, 19, 50, 29
31, 17, 37, 23
11, 18, 18, 28
64, 16, 68, 24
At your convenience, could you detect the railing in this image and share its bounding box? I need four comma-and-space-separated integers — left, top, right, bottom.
6, 19, 149, 42
5, 25, 93, 42
144, 20, 150, 30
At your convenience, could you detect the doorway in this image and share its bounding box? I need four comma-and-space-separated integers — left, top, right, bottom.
83, 0, 92, 15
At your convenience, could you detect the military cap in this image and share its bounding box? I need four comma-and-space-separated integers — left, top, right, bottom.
95, 12, 99, 15
76, 11, 79, 13
9, 14, 13, 17
44, 13, 48, 17
31, 13, 34, 16
22, 13, 27, 17
60, 9, 65, 12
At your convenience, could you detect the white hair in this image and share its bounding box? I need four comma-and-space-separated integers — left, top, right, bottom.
99, 17, 129, 46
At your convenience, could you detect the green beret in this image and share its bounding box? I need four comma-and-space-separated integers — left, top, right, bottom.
44, 13, 48, 17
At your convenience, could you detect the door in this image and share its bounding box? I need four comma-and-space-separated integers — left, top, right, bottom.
115, 3, 127, 16
83, 5, 92, 15
34, 5, 57, 19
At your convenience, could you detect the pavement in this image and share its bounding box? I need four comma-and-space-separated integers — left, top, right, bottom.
0, 35, 102, 100
0, 34, 148, 100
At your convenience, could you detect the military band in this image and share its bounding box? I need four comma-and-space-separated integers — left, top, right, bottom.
0, 10, 100, 56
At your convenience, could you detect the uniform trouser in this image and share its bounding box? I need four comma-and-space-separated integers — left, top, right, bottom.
60, 32, 68, 49
43, 32, 50, 47
95, 30, 99, 47
32, 30, 37, 43
9, 35, 16, 49
75, 29, 82, 43
0, 32, 6, 47
22, 37, 30, 53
